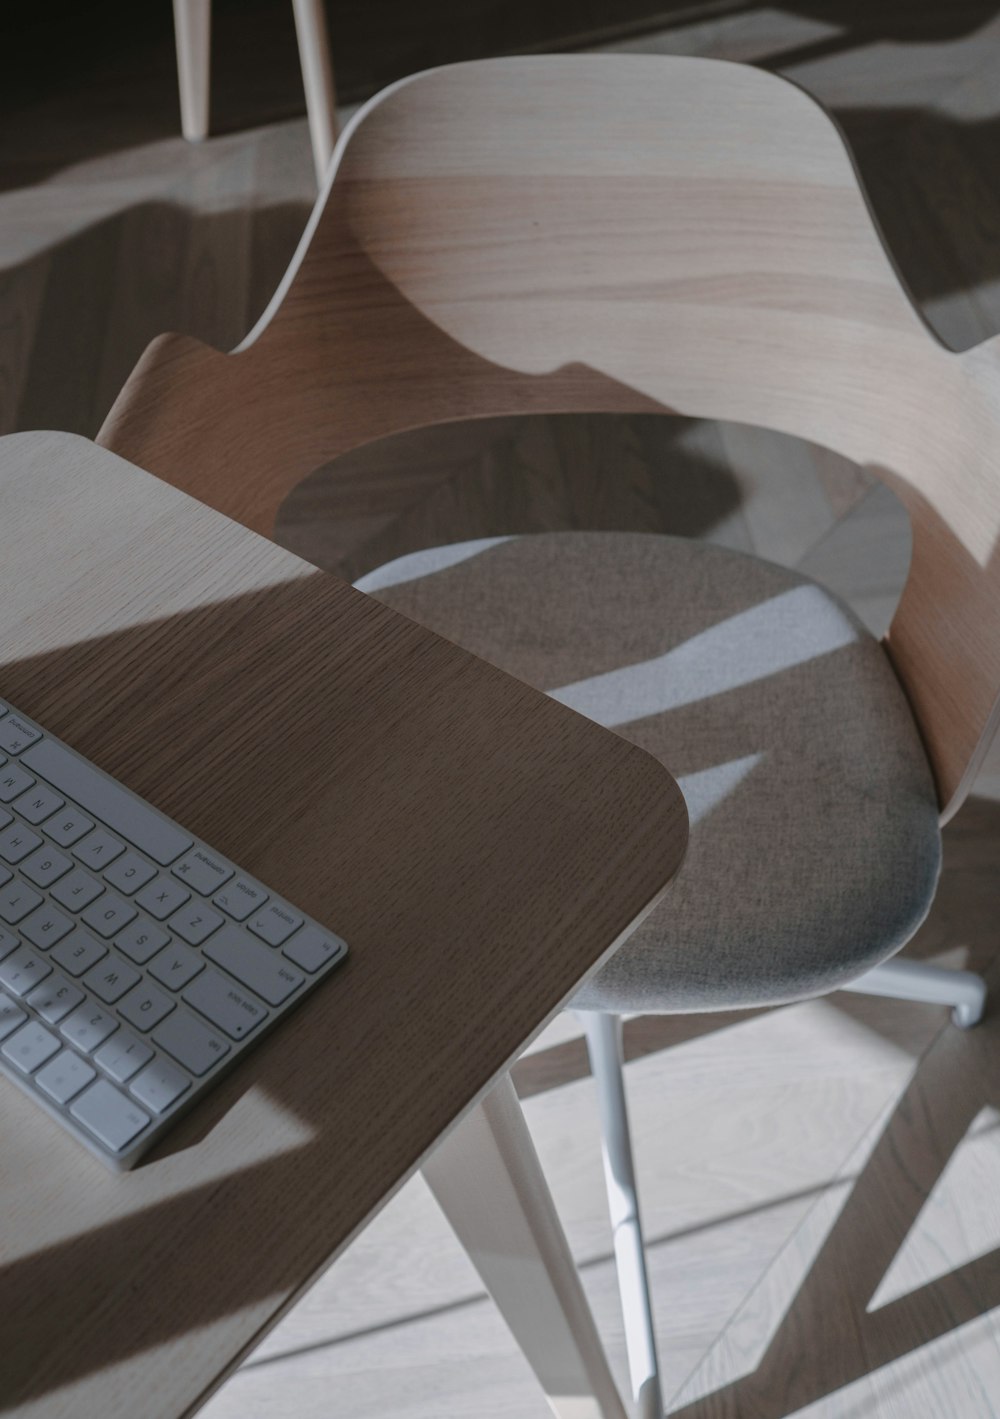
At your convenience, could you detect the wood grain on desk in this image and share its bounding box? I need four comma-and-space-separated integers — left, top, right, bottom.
0, 432, 687, 1418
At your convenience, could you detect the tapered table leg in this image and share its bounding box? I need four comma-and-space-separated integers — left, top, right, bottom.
423, 1073, 628, 1419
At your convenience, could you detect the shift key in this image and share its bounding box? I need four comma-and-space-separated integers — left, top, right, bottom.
204, 927, 304, 1006
183, 967, 268, 1040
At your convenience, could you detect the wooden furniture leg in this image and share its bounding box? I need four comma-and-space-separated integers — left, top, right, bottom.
172, 0, 211, 142
422, 1073, 629, 1419
291, 0, 338, 183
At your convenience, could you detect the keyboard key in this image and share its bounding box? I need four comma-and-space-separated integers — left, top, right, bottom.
248, 902, 303, 947
0, 926, 19, 960
115, 920, 170, 965
60, 1003, 118, 1053
22, 739, 192, 868
0, 765, 33, 802
204, 927, 304, 1006
12, 785, 64, 824
135, 875, 190, 921
0, 880, 42, 923
129, 1057, 190, 1114
118, 981, 175, 1032
51, 930, 107, 977
213, 875, 268, 922
0, 947, 51, 996
20, 904, 74, 949
70, 1080, 150, 1152
84, 957, 141, 1004
0, 715, 41, 755
36, 1049, 96, 1104
183, 968, 268, 1040
104, 851, 157, 895
73, 828, 125, 870
93, 1029, 153, 1083
153, 1008, 229, 1076
172, 848, 234, 897
81, 891, 137, 939
0, 823, 42, 864
2, 1021, 60, 1073
148, 942, 204, 990
28, 972, 84, 1024
283, 927, 348, 974
51, 867, 104, 912
0, 811, 10, 833
168, 901, 223, 946
21, 845, 73, 889
0, 995, 26, 1040
44, 807, 94, 847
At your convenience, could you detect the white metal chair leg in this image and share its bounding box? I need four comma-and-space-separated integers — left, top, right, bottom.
172, 0, 212, 142
291, 0, 339, 184
422, 1073, 628, 1419
578, 1011, 664, 1419
841, 956, 987, 1028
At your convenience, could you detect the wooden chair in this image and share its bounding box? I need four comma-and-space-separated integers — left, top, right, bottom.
172, 0, 337, 183
98, 55, 1000, 1415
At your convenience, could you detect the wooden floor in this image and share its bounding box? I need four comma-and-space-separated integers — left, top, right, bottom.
5, 3, 1000, 1416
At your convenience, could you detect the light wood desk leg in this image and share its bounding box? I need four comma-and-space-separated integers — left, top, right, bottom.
173, 0, 211, 142
422, 1074, 628, 1419
291, 0, 339, 185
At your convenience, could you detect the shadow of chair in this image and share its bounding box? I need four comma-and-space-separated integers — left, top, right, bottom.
96, 53, 1000, 1416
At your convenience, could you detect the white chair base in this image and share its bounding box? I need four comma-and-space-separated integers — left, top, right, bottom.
841, 955, 988, 1028
575, 958, 987, 1413
577, 1011, 663, 1419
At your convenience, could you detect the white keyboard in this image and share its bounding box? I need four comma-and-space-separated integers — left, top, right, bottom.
0, 698, 348, 1170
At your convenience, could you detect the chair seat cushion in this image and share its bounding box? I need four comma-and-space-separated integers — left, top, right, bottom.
357, 532, 941, 1013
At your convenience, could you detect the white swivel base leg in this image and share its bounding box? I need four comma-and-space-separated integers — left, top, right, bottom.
841, 956, 987, 1028
578, 1011, 664, 1419
422, 1073, 628, 1419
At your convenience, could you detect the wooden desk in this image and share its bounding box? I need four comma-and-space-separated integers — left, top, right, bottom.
0, 432, 686, 1417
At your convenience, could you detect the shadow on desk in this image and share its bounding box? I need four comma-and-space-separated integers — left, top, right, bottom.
2, 556, 999, 1416
0, 528, 685, 1412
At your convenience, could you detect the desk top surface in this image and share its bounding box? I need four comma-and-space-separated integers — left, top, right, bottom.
0, 431, 687, 1419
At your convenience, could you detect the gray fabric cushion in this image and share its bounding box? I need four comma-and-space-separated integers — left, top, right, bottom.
357, 533, 941, 1013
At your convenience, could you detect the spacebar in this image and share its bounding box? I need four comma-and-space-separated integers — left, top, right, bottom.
21, 738, 192, 866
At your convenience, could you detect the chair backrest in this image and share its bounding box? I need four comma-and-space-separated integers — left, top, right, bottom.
98, 54, 1000, 821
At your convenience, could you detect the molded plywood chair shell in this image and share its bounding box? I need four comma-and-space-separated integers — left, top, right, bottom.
99, 55, 1000, 1412
100, 55, 1000, 820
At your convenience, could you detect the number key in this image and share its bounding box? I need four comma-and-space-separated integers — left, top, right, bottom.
28, 972, 84, 1024
0, 946, 51, 997
60, 1002, 118, 1053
